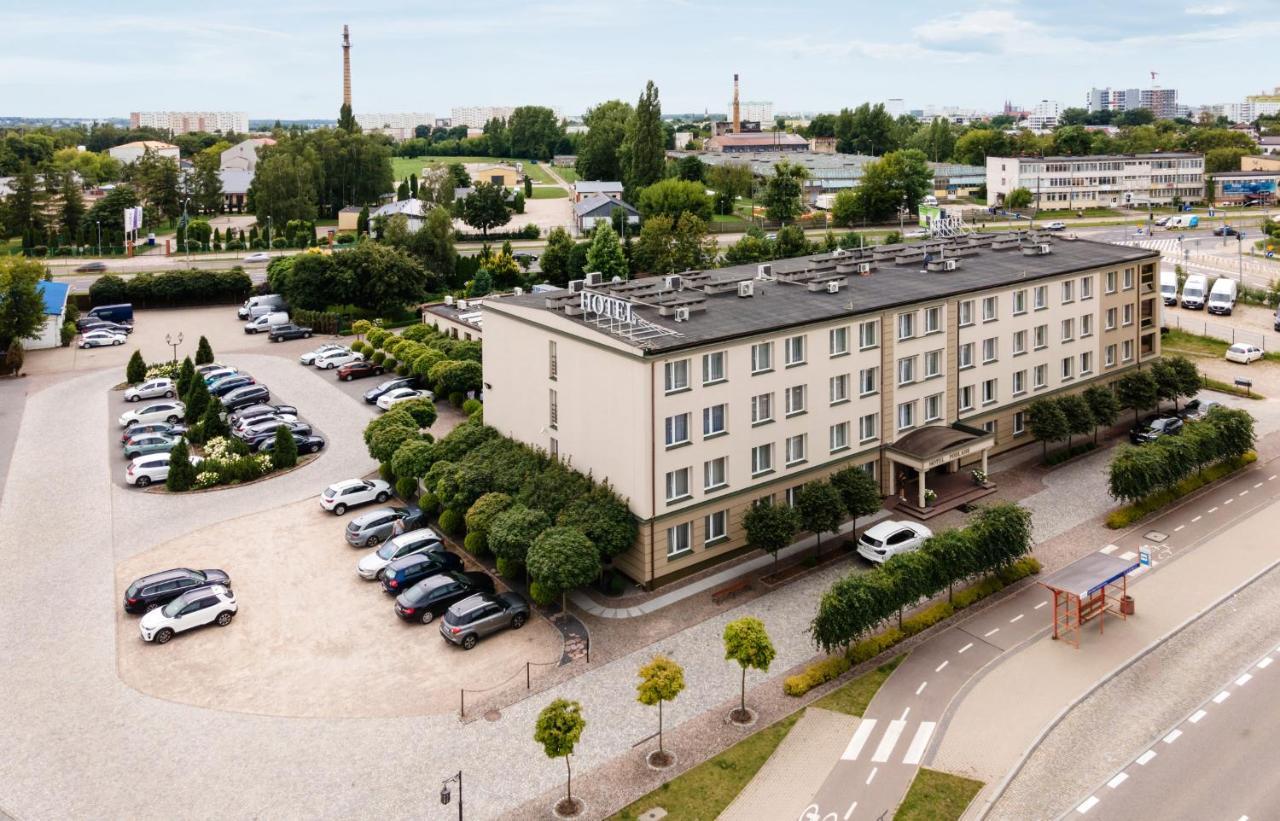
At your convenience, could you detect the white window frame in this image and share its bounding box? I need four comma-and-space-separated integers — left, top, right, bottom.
751, 342, 773, 374
982, 378, 997, 406
829, 326, 849, 356
785, 385, 806, 416
1105, 307, 1117, 330
959, 342, 974, 369
859, 413, 879, 443
702, 351, 726, 385
1013, 329, 1027, 355
704, 510, 727, 545
703, 403, 727, 437
664, 413, 691, 447
1034, 285, 1048, 310
859, 367, 878, 397
982, 295, 998, 322
1123, 267, 1134, 290
1061, 280, 1074, 304
665, 467, 691, 502
1122, 340, 1134, 362
704, 457, 727, 491
1081, 313, 1093, 338
1080, 276, 1093, 300
959, 385, 974, 411
897, 356, 916, 386
982, 337, 997, 364
897, 312, 915, 340
1080, 351, 1093, 375
859, 320, 879, 350
896, 401, 915, 431
924, 306, 942, 334
958, 300, 974, 327
1061, 318, 1074, 342
784, 335, 806, 367
1034, 364, 1048, 389
1012, 369, 1026, 395
1061, 356, 1074, 381
667, 522, 691, 558
924, 349, 942, 379
664, 359, 689, 393
785, 434, 806, 466
1013, 411, 1026, 436
829, 374, 849, 404
750, 393, 774, 425
1013, 289, 1027, 315
924, 392, 942, 422
1105, 344, 1116, 367
830, 422, 850, 452
751, 443, 774, 476
1034, 324, 1048, 350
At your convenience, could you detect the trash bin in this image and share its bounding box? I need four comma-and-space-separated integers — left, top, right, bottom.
1120, 595, 1135, 616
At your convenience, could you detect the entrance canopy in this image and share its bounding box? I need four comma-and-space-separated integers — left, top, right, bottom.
885, 423, 995, 510
1039, 553, 1140, 648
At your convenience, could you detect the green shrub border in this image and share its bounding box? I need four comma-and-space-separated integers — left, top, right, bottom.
1106, 451, 1257, 529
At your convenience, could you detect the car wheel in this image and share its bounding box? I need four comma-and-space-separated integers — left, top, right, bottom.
125, 451, 138, 460
215, 611, 234, 627
333, 503, 347, 516
114, 339, 123, 345
154, 628, 174, 644
344, 374, 353, 381
326, 362, 335, 369
420, 610, 435, 625
167, 416, 179, 424
136, 475, 151, 488
146, 601, 160, 612
164, 390, 174, 398
511, 613, 527, 630
304, 332, 312, 338
128, 394, 140, 402
375, 368, 383, 375
375, 491, 388, 503
366, 535, 380, 547
461, 634, 478, 650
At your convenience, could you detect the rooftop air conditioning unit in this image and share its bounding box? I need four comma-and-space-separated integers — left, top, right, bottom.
457, 299, 468, 310
1038, 243, 1052, 255
833, 248, 848, 258
756, 263, 773, 280
513, 286, 524, 296
568, 279, 584, 293
584, 271, 603, 286
943, 258, 958, 271
665, 275, 683, 291
444, 295, 455, 306
857, 262, 872, 275
674, 306, 690, 322
738, 281, 755, 298
826, 281, 841, 293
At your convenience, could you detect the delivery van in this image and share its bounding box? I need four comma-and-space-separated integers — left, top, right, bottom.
1166, 215, 1199, 229
1181, 275, 1209, 310
87, 303, 134, 324
237, 293, 285, 320
1207, 278, 1237, 316
243, 312, 290, 334
1160, 271, 1178, 306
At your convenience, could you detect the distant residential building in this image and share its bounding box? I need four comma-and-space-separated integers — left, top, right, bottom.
571, 181, 624, 203
673, 131, 694, 151
705, 131, 808, 154
1200, 102, 1254, 124
29, 281, 69, 351
130, 111, 248, 134
884, 98, 906, 118
355, 112, 434, 141
434, 117, 452, 128
1242, 154, 1280, 171
372, 198, 428, 231
1025, 100, 1061, 130
337, 206, 364, 233
553, 155, 578, 167
449, 105, 563, 129
219, 138, 276, 174
1255, 137, 1280, 157
1246, 87, 1280, 119
987, 153, 1205, 208
726, 101, 774, 124
809, 136, 837, 154
1086, 86, 1179, 119
574, 195, 639, 235
108, 141, 180, 165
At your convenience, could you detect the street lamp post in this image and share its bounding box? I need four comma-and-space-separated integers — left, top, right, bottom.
96, 221, 102, 256
898, 194, 907, 238
165, 332, 183, 365
1237, 232, 1245, 283
182, 198, 191, 269
440, 771, 462, 821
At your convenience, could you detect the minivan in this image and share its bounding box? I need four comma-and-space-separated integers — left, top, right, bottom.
1207, 278, 1237, 316
1160, 271, 1178, 306
87, 303, 134, 324
237, 294, 285, 320
244, 311, 290, 334
1181, 275, 1208, 310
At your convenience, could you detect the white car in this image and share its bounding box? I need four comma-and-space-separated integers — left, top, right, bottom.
299, 344, 347, 366
80, 330, 126, 348
904, 229, 930, 239
377, 387, 432, 411
1044, 221, 1068, 231
232, 412, 298, 435
201, 367, 238, 384
313, 348, 362, 370
243, 252, 271, 263
320, 478, 393, 515
124, 378, 177, 402
126, 452, 204, 488
139, 584, 237, 644
195, 362, 227, 377
856, 520, 933, 564
119, 401, 186, 428
1225, 343, 1264, 365
356, 529, 444, 580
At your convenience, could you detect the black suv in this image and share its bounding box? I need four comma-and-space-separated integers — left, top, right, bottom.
381, 549, 463, 594
123, 567, 231, 614
1129, 415, 1184, 444
268, 323, 313, 342
221, 384, 271, 412
363, 376, 419, 405
394, 571, 495, 624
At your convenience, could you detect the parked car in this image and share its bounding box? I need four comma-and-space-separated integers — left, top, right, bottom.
256, 432, 325, 455
195, 362, 229, 377
1213, 225, 1240, 237
237, 419, 312, 447
363, 376, 418, 404
314, 348, 363, 370
1179, 398, 1222, 421
124, 378, 176, 402
243, 311, 290, 334
239, 294, 285, 320
357, 528, 445, 580
513, 251, 538, 263
123, 433, 183, 460
268, 323, 313, 342
80, 330, 126, 348
125, 452, 203, 488
1181, 274, 1209, 310
228, 403, 297, 427
345, 504, 425, 547
243, 252, 271, 264
79, 319, 133, 335
120, 421, 187, 444
1225, 343, 1264, 364
1154, 215, 1171, 227
1043, 221, 1067, 231
299, 344, 347, 366
139, 584, 237, 644
320, 478, 393, 515
394, 571, 496, 624
381, 550, 465, 594
221, 384, 271, 412
202, 367, 239, 385
440, 592, 530, 649
856, 520, 933, 564
208, 375, 257, 398
376, 387, 433, 411
119, 401, 186, 428
123, 567, 230, 614
1129, 415, 1184, 444
75, 260, 108, 273
336, 360, 384, 381
231, 411, 298, 435
1208, 278, 1237, 316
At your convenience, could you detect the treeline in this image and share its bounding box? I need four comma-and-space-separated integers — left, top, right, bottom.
396, 107, 573, 162
266, 244, 438, 317
88, 269, 252, 308
248, 127, 394, 224
1108, 406, 1255, 503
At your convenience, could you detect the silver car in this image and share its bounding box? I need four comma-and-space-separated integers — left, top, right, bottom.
439, 593, 530, 650
344, 506, 424, 547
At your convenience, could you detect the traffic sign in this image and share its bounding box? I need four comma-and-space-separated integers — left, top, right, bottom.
1139, 548, 1151, 567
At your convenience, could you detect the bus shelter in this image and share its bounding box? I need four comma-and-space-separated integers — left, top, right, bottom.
1039, 553, 1140, 649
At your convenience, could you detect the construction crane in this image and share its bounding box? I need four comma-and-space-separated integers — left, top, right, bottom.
1150, 70, 1158, 84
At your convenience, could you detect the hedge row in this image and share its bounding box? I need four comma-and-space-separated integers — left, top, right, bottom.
1107, 451, 1256, 529
456, 224, 541, 242
357, 321, 483, 402
1107, 406, 1255, 504
89, 269, 253, 308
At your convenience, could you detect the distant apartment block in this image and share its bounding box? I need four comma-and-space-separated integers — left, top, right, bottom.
354, 112, 434, 141
1086, 86, 1179, 119
130, 111, 248, 134
1025, 100, 1061, 130
987, 153, 1205, 208
1246, 87, 1280, 119
449, 105, 563, 129
725, 101, 774, 124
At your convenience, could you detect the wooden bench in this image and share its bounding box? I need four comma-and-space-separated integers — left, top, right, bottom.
711, 577, 752, 604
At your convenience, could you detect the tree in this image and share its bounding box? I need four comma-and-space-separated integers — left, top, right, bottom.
198, 398, 229, 443
1004, 187, 1033, 209
1168, 356, 1202, 404
5, 166, 45, 249
57, 169, 85, 241
584, 222, 628, 282
165, 438, 196, 491
1027, 397, 1069, 460
834, 103, 899, 155
1108, 444, 1168, 503
723, 617, 775, 720
194, 335, 214, 366
706, 162, 754, 213
183, 376, 210, 424
831, 189, 861, 227
460, 182, 511, 238
176, 356, 195, 397
534, 699, 586, 813
620, 81, 665, 195
1149, 358, 1183, 410
189, 150, 223, 214
249, 148, 320, 224
271, 424, 298, 469
636, 655, 684, 764
539, 226, 576, 286
1207, 406, 1255, 460
1083, 385, 1121, 443
848, 149, 933, 222
126, 349, 147, 385
1056, 393, 1094, 451
526, 526, 600, 610
632, 214, 716, 274
742, 500, 799, 574
762, 161, 807, 224
395, 180, 410, 201
509, 106, 564, 161
795, 481, 845, 555
0, 257, 47, 348
830, 466, 882, 543
1115, 369, 1159, 425
337, 103, 357, 133
676, 155, 705, 182
357, 205, 370, 235
4, 339, 24, 376
576, 100, 633, 182
488, 505, 551, 568
637, 178, 712, 222
967, 502, 1033, 570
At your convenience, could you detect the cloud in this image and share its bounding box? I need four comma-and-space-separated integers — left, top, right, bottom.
1185, 3, 1233, 14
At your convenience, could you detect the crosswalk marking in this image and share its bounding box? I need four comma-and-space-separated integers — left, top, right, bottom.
841, 719, 877, 761
1100, 544, 1119, 554
901, 722, 936, 765
1119, 551, 1137, 561
871, 720, 907, 763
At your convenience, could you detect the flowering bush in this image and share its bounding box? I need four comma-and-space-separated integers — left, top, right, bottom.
923, 488, 937, 505
195, 471, 221, 489
145, 363, 181, 380
203, 436, 237, 462
971, 468, 988, 485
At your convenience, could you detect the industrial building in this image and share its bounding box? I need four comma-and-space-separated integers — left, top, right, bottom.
986, 153, 1205, 208
482, 235, 1161, 586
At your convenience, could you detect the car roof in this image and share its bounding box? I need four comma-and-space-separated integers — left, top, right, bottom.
330, 478, 367, 490
449, 593, 494, 615
863, 520, 913, 538
135, 567, 198, 585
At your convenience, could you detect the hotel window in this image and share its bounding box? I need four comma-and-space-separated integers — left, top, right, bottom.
1123, 340, 1134, 361
664, 413, 690, 447
1105, 344, 1117, 368
830, 422, 850, 452
860, 461, 877, 480
1106, 271, 1117, 293
897, 356, 916, 385
1061, 356, 1074, 380
959, 385, 974, 412
958, 300, 974, 327
982, 337, 997, 364
1061, 280, 1074, 303
1012, 369, 1026, 395
786, 485, 804, 507
548, 340, 557, 379
982, 378, 997, 405
702, 351, 726, 385
982, 295, 998, 322
664, 359, 689, 393
1080, 351, 1093, 375
665, 467, 690, 502
859, 367, 879, 396
859, 320, 879, 350
829, 326, 849, 356
924, 392, 942, 422
704, 457, 727, 491
1013, 289, 1027, 315
1123, 267, 1134, 290
1106, 307, 1117, 330
704, 510, 727, 545
1034, 285, 1048, 310
924, 349, 942, 378
1034, 324, 1048, 350
830, 374, 850, 404
785, 434, 807, 466
897, 401, 916, 431
1013, 411, 1026, 436
751, 443, 774, 476
1061, 318, 1074, 342
703, 403, 727, 437
784, 335, 806, 367
549, 389, 558, 429
924, 306, 942, 334
667, 522, 691, 558
1123, 304, 1133, 326
897, 312, 916, 340
1013, 330, 1027, 355
859, 413, 879, 443
983, 420, 997, 435
1080, 276, 1093, 300
785, 385, 806, 416
751, 342, 773, 374
751, 393, 774, 425
959, 342, 975, 369
1081, 314, 1093, 338
1034, 364, 1048, 389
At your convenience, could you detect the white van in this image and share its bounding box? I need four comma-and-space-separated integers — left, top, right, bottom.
243, 312, 290, 334
1207, 278, 1237, 316
237, 294, 285, 320
1181, 274, 1209, 310
1160, 271, 1178, 306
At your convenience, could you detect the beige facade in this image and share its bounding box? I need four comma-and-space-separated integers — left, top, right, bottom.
483, 242, 1162, 587
987, 153, 1205, 208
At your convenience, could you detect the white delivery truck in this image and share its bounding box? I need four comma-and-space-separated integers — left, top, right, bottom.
1160, 271, 1178, 306
243, 311, 290, 334
1207, 278, 1237, 316
1181, 274, 1209, 310
1166, 215, 1199, 229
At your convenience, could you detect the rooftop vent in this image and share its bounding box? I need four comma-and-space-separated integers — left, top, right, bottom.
926, 256, 961, 272
664, 275, 683, 291
1021, 243, 1053, 256
857, 261, 874, 276
756, 263, 774, 281
457, 299, 468, 310
568, 279, 584, 293
673, 306, 690, 322
512, 286, 524, 296
444, 295, 455, 306
826, 281, 841, 293
738, 281, 755, 298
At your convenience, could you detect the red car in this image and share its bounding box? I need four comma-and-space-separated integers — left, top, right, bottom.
336, 360, 385, 381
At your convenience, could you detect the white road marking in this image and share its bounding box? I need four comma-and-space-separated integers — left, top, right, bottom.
1269, 474, 1277, 480
915, 681, 928, 695
984, 628, 1000, 637
871, 720, 907, 763
1192, 515, 1202, 522
866, 767, 877, 785
1010, 614, 1024, 623
1258, 657, 1273, 669
899, 707, 910, 721
1225, 498, 1234, 505
843, 801, 858, 821
1190, 710, 1207, 723
1136, 750, 1157, 765
959, 642, 973, 653
935, 660, 949, 673
1163, 729, 1182, 744
1236, 673, 1253, 686
1100, 544, 1119, 554
1254, 482, 1263, 489
841, 719, 877, 761
1239, 490, 1249, 497
1035, 601, 1048, 610
1174, 525, 1185, 532
1239, 815, 1250, 821
1077, 796, 1099, 814
1214, 691, 1231, 704
902, 722, 936, 765
1208, 506, 1219, 513
1119, 551, 1138, 561
1107, 772, 1129, 789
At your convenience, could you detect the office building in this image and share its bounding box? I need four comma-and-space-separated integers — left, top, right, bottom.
354, 112, 433, 141
483, 236, 1161, 585
987, 153, 1205, 208
1210, 171, 1279, 205
130, 111, 249, 135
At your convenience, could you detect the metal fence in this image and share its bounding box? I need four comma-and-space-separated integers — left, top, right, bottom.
1164, 314, 1269, 351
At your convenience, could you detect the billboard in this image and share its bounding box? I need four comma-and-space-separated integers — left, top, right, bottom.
1222, 179, 1277, 196
919, 204, 942, 228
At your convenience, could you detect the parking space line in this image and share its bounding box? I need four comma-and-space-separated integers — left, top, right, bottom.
1119, 551, 1137, 561
1208, 507, 1219, 513
900, 707, 910, 721
1258, 657, 1273, 669
866, 767, 877, 785
984, 628, 1000, 637
843, 801, 857, 820
1192, 515, 1202, 522
935, 660, 949, 673
1163, 729, 1182, 744
915, 681, 928, 695
1136, 750, 1157, 765
959, 642, 973, 653
1034, 601, 1048, 610
1100, 544, 1119, 554
1010, 614, 1024, 624
1173, 525, 1185, 532
840, 719, 878, 761
1214, 691, 1231, 704
1236, 673, 1253, 686
1077, 796, 1099, 814
1189, 709, 1207, 723
1107, 772, 1129, 789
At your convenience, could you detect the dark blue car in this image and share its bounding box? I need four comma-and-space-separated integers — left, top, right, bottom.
380, 550, 464, 595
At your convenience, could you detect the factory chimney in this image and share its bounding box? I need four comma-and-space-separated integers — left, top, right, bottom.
732, 74, 740, 134
342, 25, 352, 108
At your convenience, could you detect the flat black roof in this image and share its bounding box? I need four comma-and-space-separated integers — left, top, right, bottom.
494, 234, 1158, 355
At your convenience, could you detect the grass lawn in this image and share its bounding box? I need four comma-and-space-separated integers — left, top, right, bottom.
1162, 328, 1280, 363
894, 769, 984, 821
1035, 207, 1123, 219
530, 186, 568, 199
553, 165, 579, 183
811, 655, 904, 715
393, 156, 555, 185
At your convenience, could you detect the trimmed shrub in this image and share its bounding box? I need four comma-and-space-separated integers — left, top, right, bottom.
60, 321, 76, 346
449, 391, 465, 407
372, 351, 387, 365
379, 462, 395, 483
783, 656, 851, 697
462, 398, 482, 416
270, 425, 298, 469
418, 491, 440, 515
529, 580, 557, 606
463, 531, 488, 556
395, 476, 418, 500
165, 439, 197, 492
126, 350, 147, 385
496, 557, 521, 580
437, 507, 465, 536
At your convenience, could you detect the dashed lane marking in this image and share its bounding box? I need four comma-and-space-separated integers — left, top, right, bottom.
1214, 691, 1231, 704
935, 660, 949, 673
1208, 507, 1219, 513
1010, 614, 1024, 624
1237, 673, 1253, 686
1259, 657, 1273, 669
1269, 475, 1277, 480
843, 801, 857, 821
1225, 498, 1234, 505
1239, 490, 1249, 496
959, 642, 973, 653
900, 707, 910, 721
1190, 710, 1207, 723
840, 719, 877, 761
1077, 796, 1099, 814
865, 767, 877, 786
901, 722, 936, 766
984, 628, 1000, 637
1136, 750, 1157, 765
1254, 482, 1263, 489
870, 720, 906, 763
915, 681, 928, 696
1107, 772, 1129, 789
1164, 729, 1182, 744
1100, 544, 1119, 554
1174, 525, 1185, 532
1192, 516, 1203, 522
1035, 601, 1048, 610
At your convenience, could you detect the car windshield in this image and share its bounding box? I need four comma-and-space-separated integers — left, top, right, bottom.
161, 597, 187, 617
376, 541, 400, 559
861, 534, 883, 547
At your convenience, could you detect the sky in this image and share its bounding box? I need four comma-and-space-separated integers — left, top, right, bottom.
3, 1, 1278, 121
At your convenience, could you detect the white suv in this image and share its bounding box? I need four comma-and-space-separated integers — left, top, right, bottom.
321, 478, 392, 515
139, 584, 237, 644
126, 452, 204, 488
300, 344, 347, 366
119, 401, 186, 428
125, 378, 177, 402
313, 349, 362, 370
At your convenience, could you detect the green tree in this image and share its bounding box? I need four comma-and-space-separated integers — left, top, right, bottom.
1083, 385, 1121, 443
834, 102, 899, 155
848, 149, 933, 222
584, 222, 628, 282
1027, 397, 1069, 460
762, 160, 808, 223
1206, 406, 1255, 460
1149, 358, 1183, 410
534, 699, 586, 812
189, 149, 223, 214
831, 188, 861, 227
706, 162, 754, 212
953, 128, 1011, 166
57, 169, 86, 241
795, 481, 845, 555
1108, 445, 1167, 503
830, 466, 882, 543
357, 205, 370, 235
526, 526, 600, 610
636, 655, 685, 763
175, 356, 195, 397
1115, 369, 1159, 425
676, 155, 705, 182
126, 349, 147, 385
271, 424, 299, 469
508, 106, 565, 161
620, 80, 665, 196
576, 100, 633, 182
390, 438, 435, 480
967, 502, 1033, 570
539, 226, 575, 286
337, 103, 357, 133
743, 500, 800, 574
723, 617, 775, 719
488, 504, 551, 568
165, 438, 196, 492
1056, 393, 1095, 451
183, 376, 210, 424
460, 182, 511, 239
194, 335, 214, 366
0, 257, 47, 347
197, 399, 229, 442
1168, 356, 1202, 404
464, 491, 514, 550
249, 148, 320, 224
637, 178, 713, 222
5, 166, 46, 249
396, 180, 410, 201
1004, 187, 1033, 209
